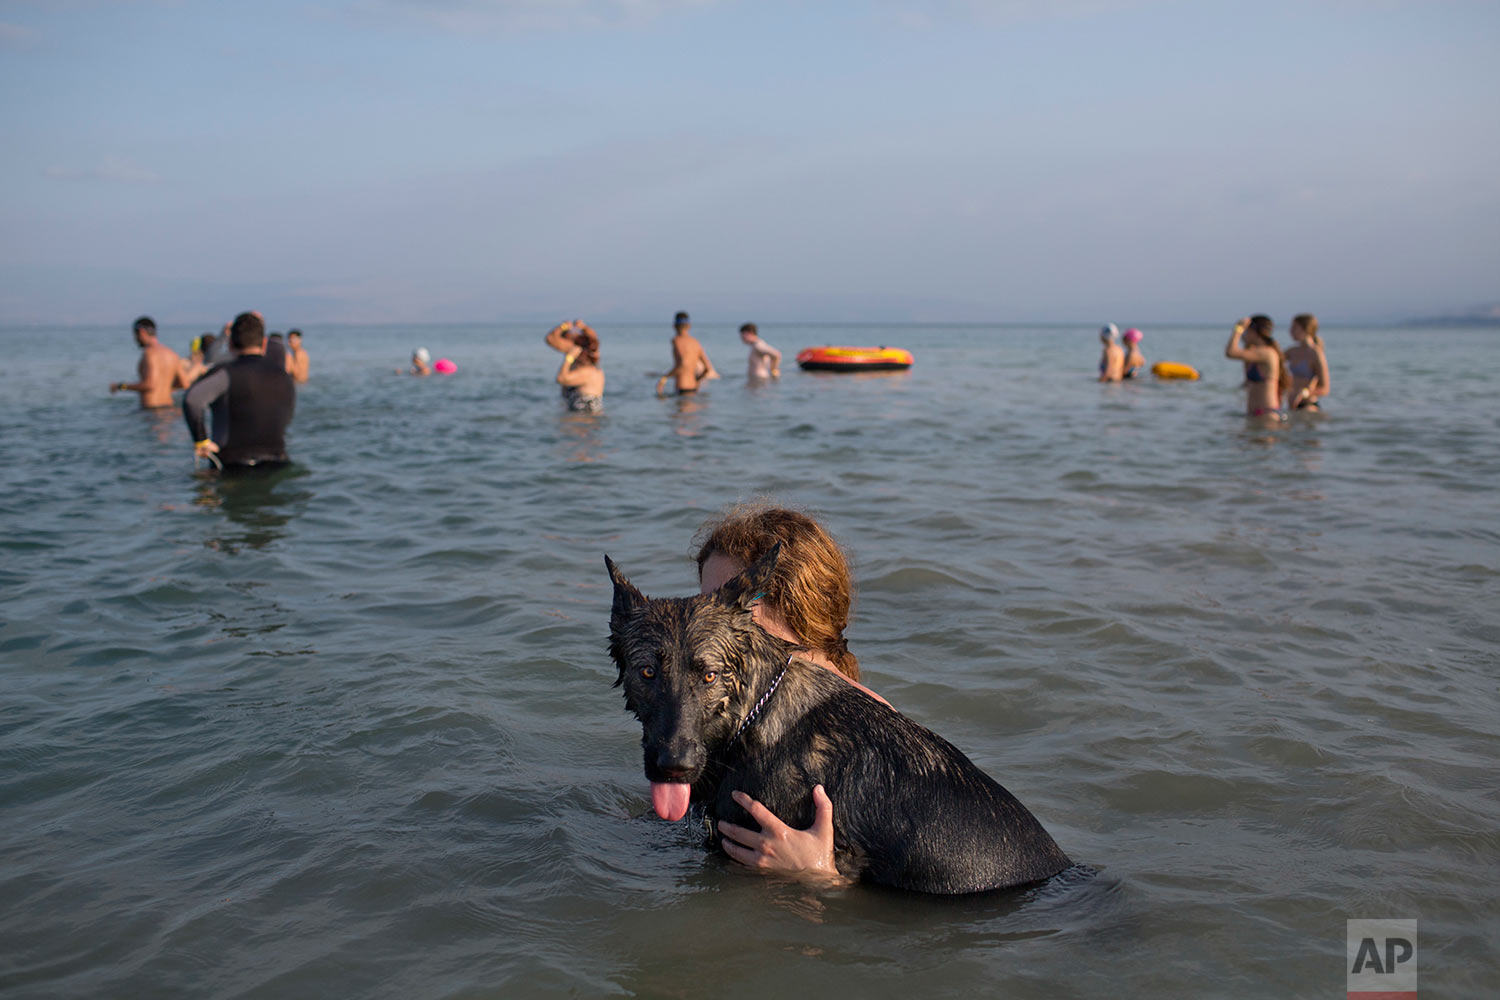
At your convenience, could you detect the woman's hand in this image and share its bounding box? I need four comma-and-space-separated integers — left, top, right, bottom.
718, 785, 844, 882
1226, 318, 1252, 359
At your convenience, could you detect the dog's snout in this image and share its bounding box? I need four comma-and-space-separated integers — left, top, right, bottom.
654, 742, 703, 777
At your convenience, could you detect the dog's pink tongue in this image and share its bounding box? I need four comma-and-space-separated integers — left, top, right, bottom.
650, 782, 691, 821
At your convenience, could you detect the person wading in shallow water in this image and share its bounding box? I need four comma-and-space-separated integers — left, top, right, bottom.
1097, 324, 1125, 382
285, 329, 310, 384
1225, 314, 1289, 419
740, 323, 782, 380
110, 316, 186, 408
182, 312, 296, 470
545, 320, 605, 413
1283, 314, 1330, 411
655, 312, 719, 397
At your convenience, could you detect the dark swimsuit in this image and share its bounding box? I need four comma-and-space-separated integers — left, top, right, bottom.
561, 385, 603, 413
1242, 362, 1284, 418
182, 355, 296, 467
1286, 356, 1321, 409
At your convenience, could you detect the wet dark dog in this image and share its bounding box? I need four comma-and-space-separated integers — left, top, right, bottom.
606, 545, 1071, 894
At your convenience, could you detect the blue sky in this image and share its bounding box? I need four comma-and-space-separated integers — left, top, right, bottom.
2, 0, 1497, 324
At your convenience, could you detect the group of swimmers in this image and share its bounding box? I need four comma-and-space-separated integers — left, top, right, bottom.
1225, 314, 1331, 418
1097, 314, 1331, 418
111, 315, 310, 411
539, 311, 782, 413
112, 313, 301, 469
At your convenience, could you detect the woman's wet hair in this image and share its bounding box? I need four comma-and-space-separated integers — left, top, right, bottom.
567, 328, 600, 366
1292, 313, 1321, 348
693, 504, 859, 681
1246, 314, 1289, 388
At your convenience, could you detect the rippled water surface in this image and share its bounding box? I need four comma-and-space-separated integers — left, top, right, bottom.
2, 322, 1497, 998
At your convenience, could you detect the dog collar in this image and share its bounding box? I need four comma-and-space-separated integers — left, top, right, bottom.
728, 654, 791, 747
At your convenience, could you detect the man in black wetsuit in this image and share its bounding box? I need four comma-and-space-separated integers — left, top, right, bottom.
182, 312, 296, 469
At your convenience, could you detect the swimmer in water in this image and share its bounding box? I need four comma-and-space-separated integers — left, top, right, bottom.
1283, 314, 1329, 411
740, 322, 781, 380
1225, 315, 1289, 419
264, 333, 287, 370
655, 312, 719, 397
110, 316, 187, 408
1121, 328, 1146, 379
285, 330, 310, 383
1097, 324, 1125, 382
182, 312, 296, 469
693, 505, 889, 883
180, 333, 216, 385
545, 320, 605, 413
401, 348, 433, 377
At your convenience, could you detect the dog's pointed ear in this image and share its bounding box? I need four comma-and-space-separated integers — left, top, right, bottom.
713, 541, 782, 612
605, 555, 646, 624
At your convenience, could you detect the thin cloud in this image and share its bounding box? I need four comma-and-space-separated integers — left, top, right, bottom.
45, 155, 162, 184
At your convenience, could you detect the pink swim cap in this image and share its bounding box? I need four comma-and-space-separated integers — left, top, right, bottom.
1123, 328, 1142, 344
434, 358, 457, 374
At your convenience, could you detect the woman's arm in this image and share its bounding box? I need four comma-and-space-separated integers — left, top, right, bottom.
1224, 318, 1253, 360
717, 785, 850, 883
556, 351, 591, 387
544, 322, 574, 354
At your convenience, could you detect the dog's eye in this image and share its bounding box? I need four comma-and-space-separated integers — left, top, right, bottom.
641, 666, 656, 679
702, 671, 717, 684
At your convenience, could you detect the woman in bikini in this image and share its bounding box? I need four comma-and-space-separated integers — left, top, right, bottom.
693, 505, 887, 882
545, 320, 605, 413
1225, 315, 1289, 419
1283, 313, 1330, 411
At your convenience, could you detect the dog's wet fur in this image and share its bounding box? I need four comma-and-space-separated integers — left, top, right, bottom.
606, 545, 1071, 894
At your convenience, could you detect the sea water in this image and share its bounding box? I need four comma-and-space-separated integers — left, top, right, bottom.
1, 323, 1496, 997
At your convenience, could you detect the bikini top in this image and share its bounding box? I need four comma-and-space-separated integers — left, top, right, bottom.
1245, 362, 1267, 384
1287, 357, 1315, 379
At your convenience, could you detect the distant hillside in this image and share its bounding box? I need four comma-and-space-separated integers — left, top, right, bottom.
1401, 303, 1500, 327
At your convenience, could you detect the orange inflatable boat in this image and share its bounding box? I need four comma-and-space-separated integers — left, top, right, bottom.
796, 346, 914, 372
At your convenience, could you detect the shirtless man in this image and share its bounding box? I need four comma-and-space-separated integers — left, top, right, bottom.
655, 311, 719, 397
285, 330, 310, 383
110, 316, 186, 408
740, 322, 781, 380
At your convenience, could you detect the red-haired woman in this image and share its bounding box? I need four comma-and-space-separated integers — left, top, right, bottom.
545, 320, 605, 413
692, 505, 888, 883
